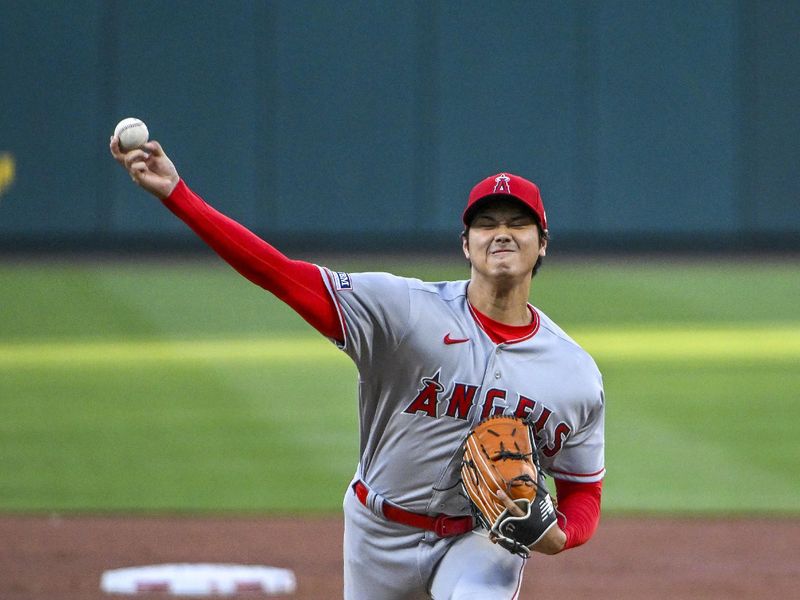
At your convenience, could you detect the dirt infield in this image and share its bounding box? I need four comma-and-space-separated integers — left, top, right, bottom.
3, 515, 798, 599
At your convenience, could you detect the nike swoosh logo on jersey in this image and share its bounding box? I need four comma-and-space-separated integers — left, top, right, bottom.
443, 333, 470, 345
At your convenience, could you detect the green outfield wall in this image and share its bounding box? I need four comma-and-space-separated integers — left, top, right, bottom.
1, 1, 798, 250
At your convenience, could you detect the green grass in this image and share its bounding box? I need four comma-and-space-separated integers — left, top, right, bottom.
1, 257, 798, 514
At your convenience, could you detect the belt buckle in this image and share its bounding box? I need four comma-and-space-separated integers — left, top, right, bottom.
433, 514, 468, 538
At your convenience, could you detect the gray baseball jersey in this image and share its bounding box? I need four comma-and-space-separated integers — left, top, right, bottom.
320, 269, 605, 513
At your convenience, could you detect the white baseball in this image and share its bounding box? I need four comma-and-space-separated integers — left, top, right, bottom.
114, 118, 149, 152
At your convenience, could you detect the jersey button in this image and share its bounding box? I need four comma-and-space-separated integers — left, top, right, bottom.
495, 347, 502, 354
494, 371, 501, 379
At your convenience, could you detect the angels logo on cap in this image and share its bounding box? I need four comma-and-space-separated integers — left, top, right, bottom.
493, 174, 511, 194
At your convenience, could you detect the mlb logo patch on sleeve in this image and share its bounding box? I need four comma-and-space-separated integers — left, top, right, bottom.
333, 271, 353, 290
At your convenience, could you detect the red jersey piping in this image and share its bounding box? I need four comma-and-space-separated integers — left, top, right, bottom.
549, 466, 606, 479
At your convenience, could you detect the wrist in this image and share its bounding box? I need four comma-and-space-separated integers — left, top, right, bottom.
158, 175, 181, 201
532, 524, 567, 555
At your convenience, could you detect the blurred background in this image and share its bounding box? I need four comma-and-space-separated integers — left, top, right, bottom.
1, 1, 798, 519
1, 0, 798, 252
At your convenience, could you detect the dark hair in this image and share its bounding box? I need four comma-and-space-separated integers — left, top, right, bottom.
461, 219, 549, 278
532, 220, 549, 277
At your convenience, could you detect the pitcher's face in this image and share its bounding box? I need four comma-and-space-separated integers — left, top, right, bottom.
462, 199, 546, 282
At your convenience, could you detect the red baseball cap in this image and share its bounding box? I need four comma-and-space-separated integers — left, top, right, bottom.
462, 172, 547, 232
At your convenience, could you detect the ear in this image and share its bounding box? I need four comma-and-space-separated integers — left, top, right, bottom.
539, 236, 548, 258
461, 232, 470, 261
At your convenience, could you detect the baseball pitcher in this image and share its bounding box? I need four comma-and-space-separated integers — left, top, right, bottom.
111, 137, 605, 599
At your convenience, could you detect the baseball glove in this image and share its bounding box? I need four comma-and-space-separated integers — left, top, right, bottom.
461, 415, 557, 557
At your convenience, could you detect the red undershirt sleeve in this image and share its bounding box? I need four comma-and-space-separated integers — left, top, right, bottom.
161, 179, 343, 342
554, 478, 603, 550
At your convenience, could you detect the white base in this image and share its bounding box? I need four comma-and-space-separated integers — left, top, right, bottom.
100, 563, 296, 596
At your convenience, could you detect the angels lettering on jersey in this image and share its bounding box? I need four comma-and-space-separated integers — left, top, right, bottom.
403, 370, 569, 458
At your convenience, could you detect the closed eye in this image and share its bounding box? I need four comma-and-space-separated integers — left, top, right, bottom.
473, 218, 533, 229
472, 217, 498, 228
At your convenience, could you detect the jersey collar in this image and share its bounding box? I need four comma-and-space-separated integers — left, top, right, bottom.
468, 302, 540, 345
